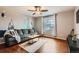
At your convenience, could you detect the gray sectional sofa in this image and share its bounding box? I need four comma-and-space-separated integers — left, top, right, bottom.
4, 28, 38, 47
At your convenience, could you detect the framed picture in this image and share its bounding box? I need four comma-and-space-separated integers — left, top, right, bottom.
76, 9, 79, 23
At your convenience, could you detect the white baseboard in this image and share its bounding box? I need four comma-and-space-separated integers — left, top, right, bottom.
54, 36, 66, 40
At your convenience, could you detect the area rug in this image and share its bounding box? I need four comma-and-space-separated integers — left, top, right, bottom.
19, 39, 47, 53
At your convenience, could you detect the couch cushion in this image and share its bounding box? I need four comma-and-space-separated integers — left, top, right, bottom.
0, 30, 6, 37
22, 29, 28, 35
28, 29, 37, 34
16, 29, 23, 36
21, 37, 30, 42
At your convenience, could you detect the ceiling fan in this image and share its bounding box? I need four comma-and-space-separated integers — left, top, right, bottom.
28, 6, 48, 15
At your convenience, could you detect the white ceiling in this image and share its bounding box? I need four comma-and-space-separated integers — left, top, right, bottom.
0, 6, 75, 17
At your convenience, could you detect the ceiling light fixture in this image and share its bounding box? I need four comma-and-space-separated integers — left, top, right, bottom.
28, 6, 48, 15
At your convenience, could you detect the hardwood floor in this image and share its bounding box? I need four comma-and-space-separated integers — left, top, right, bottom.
36, 37, 69, 53
0, 37, 69, 53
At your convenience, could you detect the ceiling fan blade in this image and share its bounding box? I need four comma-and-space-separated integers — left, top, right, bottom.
41, 10, 48, 12
28, 10, 35, 12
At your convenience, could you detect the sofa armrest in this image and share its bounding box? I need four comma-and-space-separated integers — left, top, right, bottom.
4, 34, 18, 47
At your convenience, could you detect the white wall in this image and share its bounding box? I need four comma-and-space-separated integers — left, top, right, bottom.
57, 10, 74, 39
0, 8, 33, 30
33, 17, 42, 34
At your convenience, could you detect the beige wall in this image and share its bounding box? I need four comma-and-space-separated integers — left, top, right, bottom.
57, 10, 74, 39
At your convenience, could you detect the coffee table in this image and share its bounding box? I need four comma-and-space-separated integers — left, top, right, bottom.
19, 39, 46, 53
27, 34, 39, 44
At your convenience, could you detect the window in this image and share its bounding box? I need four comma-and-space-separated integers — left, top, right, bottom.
43, 15, 56, 36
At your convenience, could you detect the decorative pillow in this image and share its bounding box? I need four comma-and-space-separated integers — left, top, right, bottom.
28, 28, 37, 34
28, 29, 31, 34
16, 29, 23, 36
22, 29, 28, 35
9, 30, 15, 35
31, 29, 35, 33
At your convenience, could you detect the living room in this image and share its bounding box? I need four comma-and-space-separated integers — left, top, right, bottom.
0, 6, 79, 53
